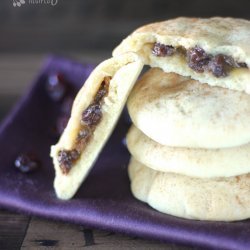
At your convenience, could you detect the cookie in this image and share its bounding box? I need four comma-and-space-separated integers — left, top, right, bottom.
128, 68, 250, 148
51, 53, 143, 199
113, 17, 250, 93
127, 125, 250, 178
128, 157, 250, 221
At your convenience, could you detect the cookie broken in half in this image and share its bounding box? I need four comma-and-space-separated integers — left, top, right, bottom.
113, 17, 250, 93
51, 52, 143, 199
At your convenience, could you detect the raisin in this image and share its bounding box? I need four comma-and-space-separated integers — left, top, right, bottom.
77, 127, 91, 141
58, 150, 79, 174
187, 46, 210, 72
15, 153, 40, 173
81, 103, 102, 126
95, 87, 107, 103
237, 62, 248, 68
223, 55, 236, 67
222, 55, 248, 68
46, 73, 67, 101
208, 54, 228, 77
152, 43, 175, 57
94, 78, 110, 103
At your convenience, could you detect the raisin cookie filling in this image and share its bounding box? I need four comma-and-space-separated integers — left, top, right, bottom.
58, 77, 111, 174
152, 43, 247, 78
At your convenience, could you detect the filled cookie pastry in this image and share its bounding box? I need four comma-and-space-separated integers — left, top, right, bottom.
113, 17, 250, 93
51, 52, 143, 199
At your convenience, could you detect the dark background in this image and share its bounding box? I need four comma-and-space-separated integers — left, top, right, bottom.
1, 0, 250, 55
0, 0, 249, 121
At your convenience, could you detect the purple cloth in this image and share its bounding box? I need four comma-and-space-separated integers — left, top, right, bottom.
0, 56, 249, 250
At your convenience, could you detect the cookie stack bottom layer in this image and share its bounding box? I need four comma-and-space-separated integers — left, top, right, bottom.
128, 157, 250, 221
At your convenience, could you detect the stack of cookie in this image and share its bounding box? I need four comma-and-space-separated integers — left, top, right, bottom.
125, 68, 250, 221
51, 17, 250, 222
112, 17, 250, 221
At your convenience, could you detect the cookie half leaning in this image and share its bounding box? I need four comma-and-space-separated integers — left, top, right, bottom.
113, 17, 250, 93
51, 53, 143, 199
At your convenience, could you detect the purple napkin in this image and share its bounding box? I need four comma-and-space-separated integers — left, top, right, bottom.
0, 56, 249, 250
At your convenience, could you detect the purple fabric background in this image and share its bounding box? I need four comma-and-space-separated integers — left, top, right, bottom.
0, 56, 249, 250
